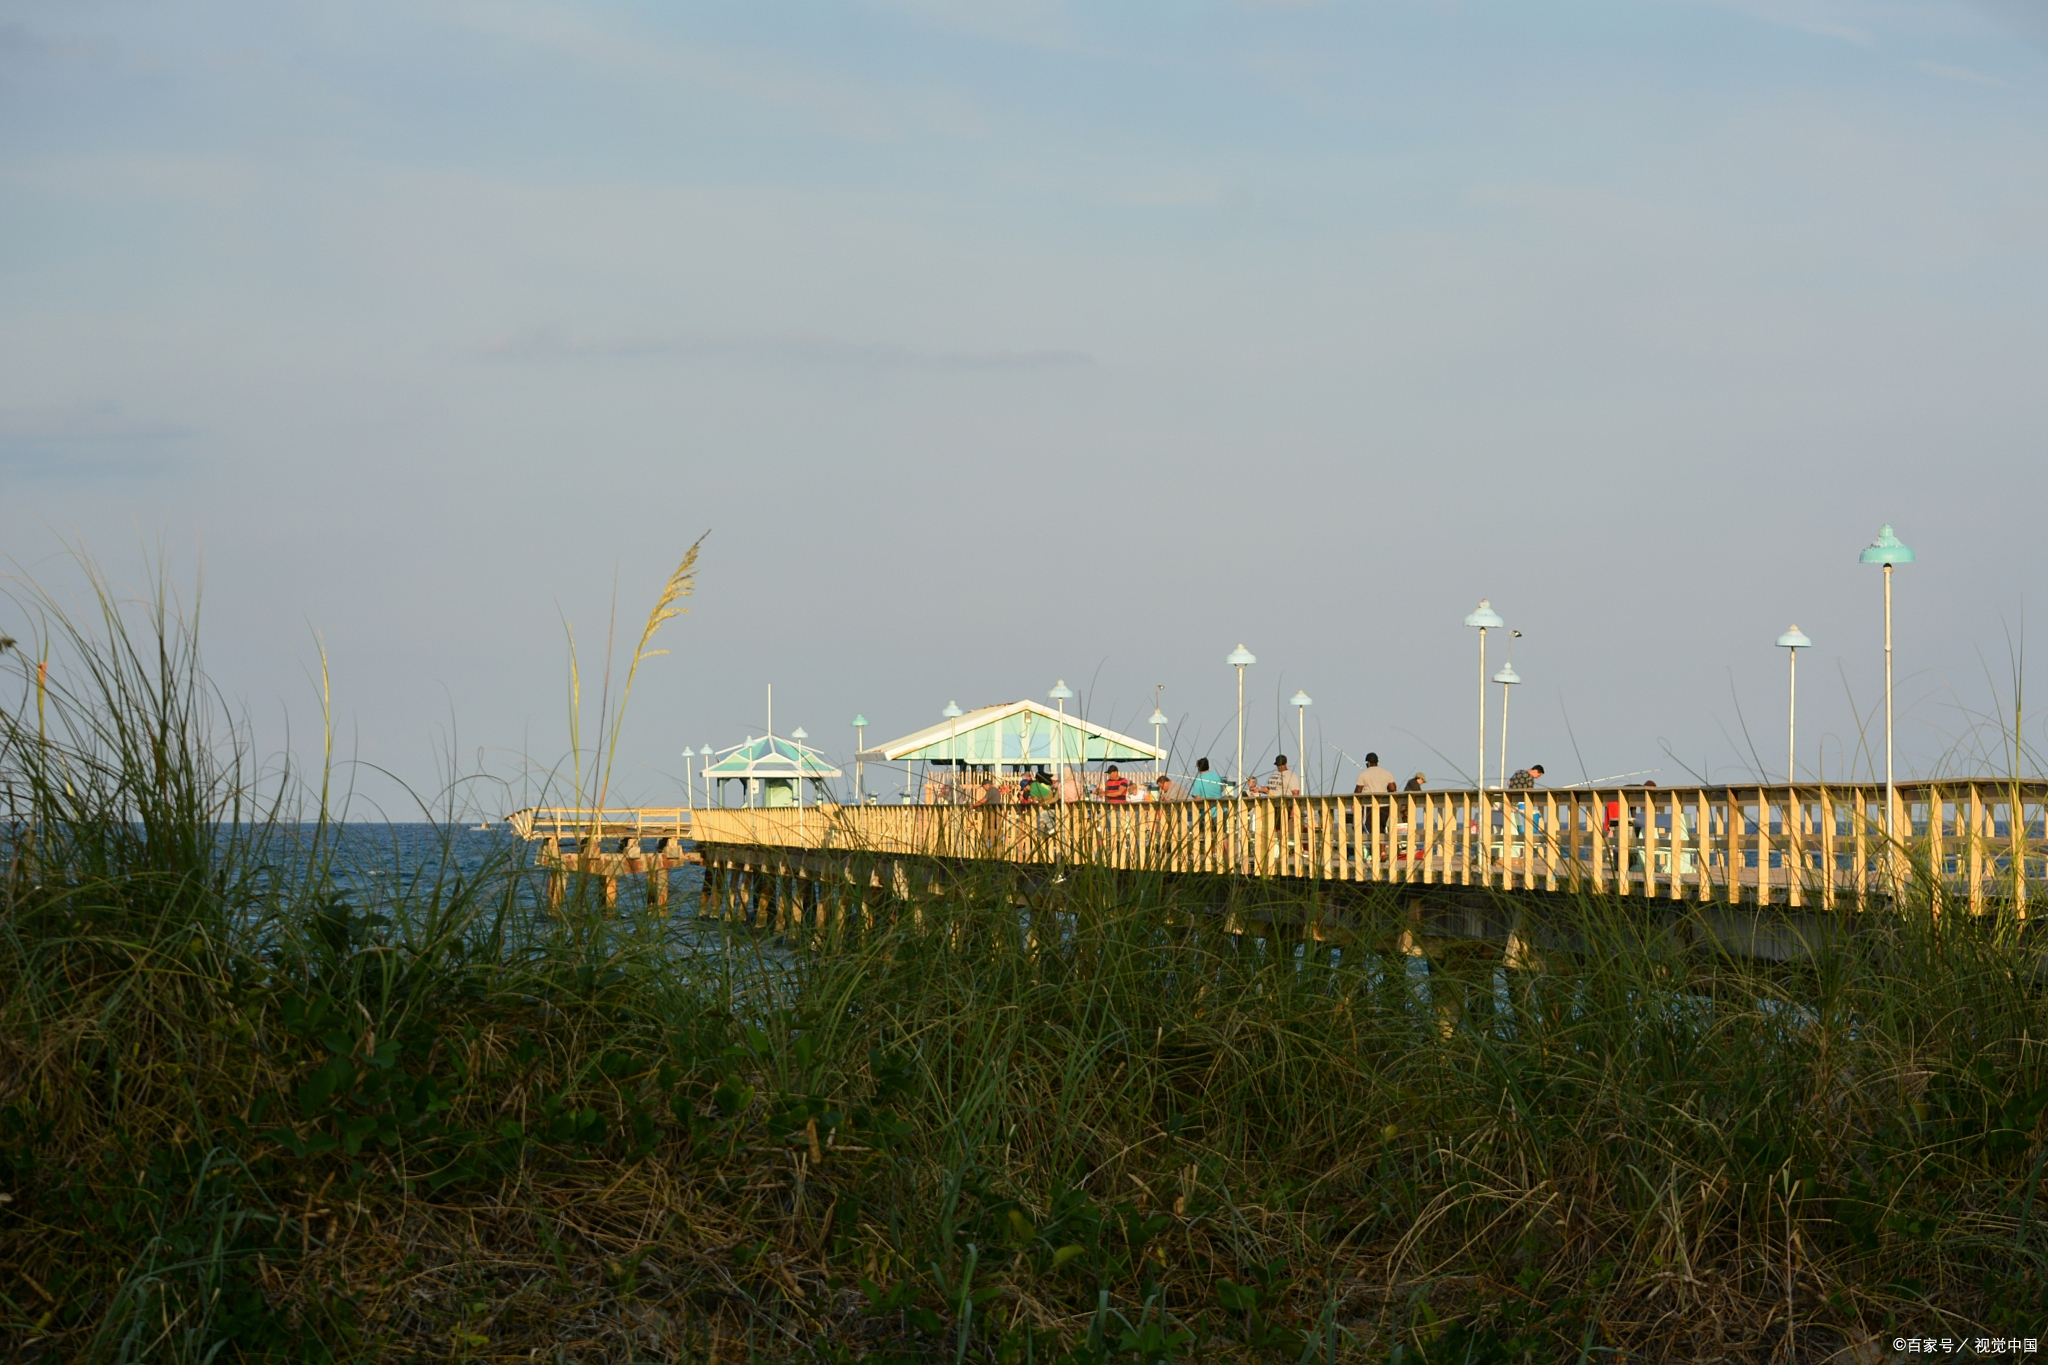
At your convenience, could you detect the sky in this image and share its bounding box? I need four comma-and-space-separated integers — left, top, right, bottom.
2, 0, 2045, 817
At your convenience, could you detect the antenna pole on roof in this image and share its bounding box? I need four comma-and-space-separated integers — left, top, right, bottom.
766, 683, 773, 743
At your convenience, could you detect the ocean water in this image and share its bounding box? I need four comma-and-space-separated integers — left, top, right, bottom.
295, 823, 707, 919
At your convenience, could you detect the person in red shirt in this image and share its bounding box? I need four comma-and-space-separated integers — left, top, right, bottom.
1102, 765, 1131, 802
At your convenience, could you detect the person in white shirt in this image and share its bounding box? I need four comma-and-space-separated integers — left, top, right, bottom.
1354, 753, 1398, 795
1269, 755, 1303, 796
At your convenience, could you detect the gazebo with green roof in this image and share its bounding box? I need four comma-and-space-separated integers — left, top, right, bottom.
701, 735, 843, 809
861, 700, 1164, 800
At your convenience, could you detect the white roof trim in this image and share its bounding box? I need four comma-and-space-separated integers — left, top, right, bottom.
863, 698, 1163, 762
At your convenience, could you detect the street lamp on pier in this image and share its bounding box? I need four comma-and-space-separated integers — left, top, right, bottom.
1493, 662, 1521, 792
791, 727, 809, 809
942, 701, 964, 803
1049, 681, 1074, 794
1463, 600, 1504, 790
1858, 526, 1914, 839
1775, 627, 1811, 786
1289, 691, 1312, 792
1227, 645, 1256, 793
851, 715, 868, 803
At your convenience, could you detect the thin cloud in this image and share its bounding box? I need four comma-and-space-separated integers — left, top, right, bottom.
0, 402, 193, 480
869, 0, 1079, 50
477, 326, 1092, 372
0, 401, 193, 443
1916, 59, 2005, 88
1712, 2, 1874, 45
0, 22, 119, 65
1973, 0, 2048, 53
447, 0, 985, 141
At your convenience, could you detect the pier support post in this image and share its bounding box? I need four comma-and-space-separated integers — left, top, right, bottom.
541, 838, 564, 912
648, 838, 671, 910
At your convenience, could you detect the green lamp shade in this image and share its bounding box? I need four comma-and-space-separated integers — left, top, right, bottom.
1289, 690, 1312, 707
1227, 644, 1257, 667
1464, 599, 1505, 629
1049, 680, 1075, 701
1493, 664, 1521, 685
1148, 709, 1169, 726
942, 701, 964, 719
1859, 525, 1915, 565
851, 714, 867, 728
1776, 626, 1812, 649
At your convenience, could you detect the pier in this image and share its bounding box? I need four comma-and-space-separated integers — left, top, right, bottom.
512, 780, 2045, 948
506, 807, 700, 908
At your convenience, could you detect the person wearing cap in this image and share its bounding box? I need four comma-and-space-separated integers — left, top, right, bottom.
1268, 755, 1302, 797
1354, 752, 1398, 795
1404, 772, 1427, 791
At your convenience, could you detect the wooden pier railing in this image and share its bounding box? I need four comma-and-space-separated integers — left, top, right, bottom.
506, 808, 696, 909
507, 807, 691, 842
682, 781, 2046, 913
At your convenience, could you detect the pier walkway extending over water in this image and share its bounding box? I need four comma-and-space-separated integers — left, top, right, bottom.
513, 781, 2045, 922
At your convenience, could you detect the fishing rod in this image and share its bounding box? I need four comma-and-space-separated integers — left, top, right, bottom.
1560, 768, 1661, 788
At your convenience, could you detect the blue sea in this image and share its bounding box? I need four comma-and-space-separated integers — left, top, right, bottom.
302, 823, 707, 919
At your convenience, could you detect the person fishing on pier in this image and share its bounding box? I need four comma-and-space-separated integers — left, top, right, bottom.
1355, 752, 1398, 795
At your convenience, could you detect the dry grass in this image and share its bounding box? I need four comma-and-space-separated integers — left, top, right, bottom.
2, 571, 2045, 1363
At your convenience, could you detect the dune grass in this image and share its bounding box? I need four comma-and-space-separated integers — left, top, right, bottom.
2, 579, 2045, 1363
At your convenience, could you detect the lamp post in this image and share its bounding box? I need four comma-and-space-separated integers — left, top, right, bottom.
1149, 707, 1169, 781
852, 715, 867, 803
1464, 600, 1504, 790
1859, 526, 1914, 840
1493, 663, 1521, 791
1227, 645, 1256, 793
943, 701, 964, 806
1775, 627, 1812, 786
1289, 691, 1312, 792
1049, 681, 1074, 795
791, 727, 809, 808
682, 747, 696, 809
702, 743, 713, 808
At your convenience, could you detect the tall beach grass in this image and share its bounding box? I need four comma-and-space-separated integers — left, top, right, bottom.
1, 568, 2044, 1362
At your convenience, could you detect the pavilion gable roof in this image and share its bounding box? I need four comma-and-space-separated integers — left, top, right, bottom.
702, 735, 842, 779
862, 699, 1163, 765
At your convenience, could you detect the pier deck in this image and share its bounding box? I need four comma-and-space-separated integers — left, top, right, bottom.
506, 807, 698, 908
512, 781, 2044, 927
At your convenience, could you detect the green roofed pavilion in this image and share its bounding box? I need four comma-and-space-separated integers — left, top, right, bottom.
702, 735, 842, 808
